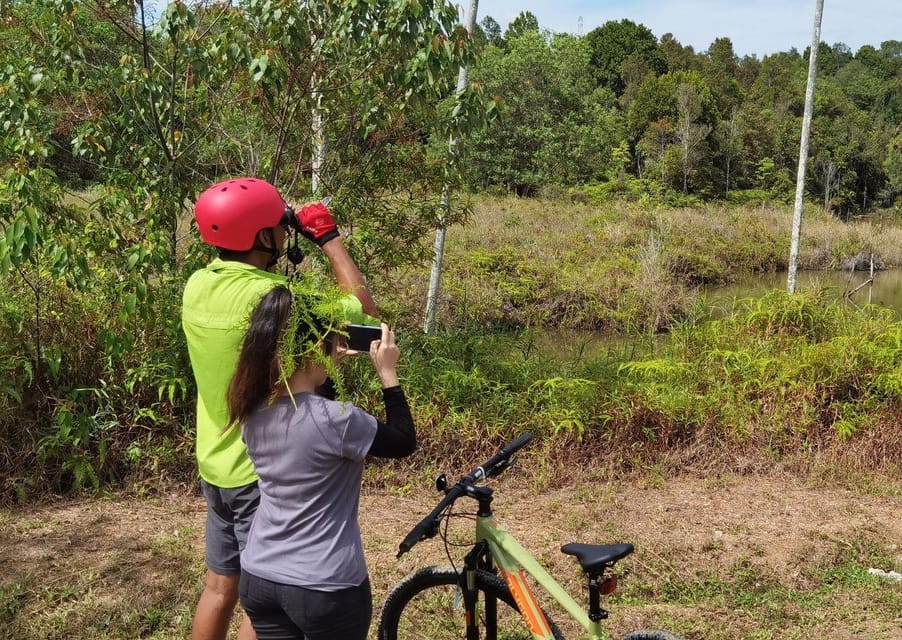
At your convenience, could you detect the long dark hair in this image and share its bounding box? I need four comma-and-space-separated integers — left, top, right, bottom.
227, 286, 292, 427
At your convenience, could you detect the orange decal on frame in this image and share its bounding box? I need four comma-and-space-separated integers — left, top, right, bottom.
499, 568, 553, 639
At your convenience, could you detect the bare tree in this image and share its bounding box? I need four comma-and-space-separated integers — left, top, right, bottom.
787, 0, 824, 293
675, 82, 711, 193
424, 0, 479, 334
818, 157, 840, 214
720, 107, 742, 198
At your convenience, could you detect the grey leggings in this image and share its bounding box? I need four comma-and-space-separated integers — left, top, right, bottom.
239, 570, 372, 640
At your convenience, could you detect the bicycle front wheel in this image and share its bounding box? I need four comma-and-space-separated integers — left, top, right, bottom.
623, 630, 689, 640
379, 566, 565, 640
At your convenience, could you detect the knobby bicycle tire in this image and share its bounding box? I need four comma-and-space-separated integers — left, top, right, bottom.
378, 566, 566, 640
622, 630, 689, 640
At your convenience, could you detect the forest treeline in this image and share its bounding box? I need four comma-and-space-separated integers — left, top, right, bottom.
465, 12, 902, 216
4, 4, 902, 215
1, 2, 901, 499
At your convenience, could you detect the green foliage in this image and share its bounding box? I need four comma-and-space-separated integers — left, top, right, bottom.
3, 1, 902, 497
461, 14, 899, 212
725, 188, 771, 205
585, 19, 666, 95
0, 581, 26, 625
528, 376, 602, 437
346, 286, 902, 471
615, 290, 902, 445
466, 31, 619, 194
885, 131, 902, 198
503, 11, 539, 40
0, 0, 489, 498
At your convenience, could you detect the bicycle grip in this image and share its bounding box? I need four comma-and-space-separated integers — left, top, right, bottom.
481, 432, 533, 478
396, 519, 434, 557
396, 485, 463, 557
501, 432, 533, 456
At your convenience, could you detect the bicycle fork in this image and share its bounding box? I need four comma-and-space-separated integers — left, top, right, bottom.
460, 540, 556, 640
461, 541, 495, 640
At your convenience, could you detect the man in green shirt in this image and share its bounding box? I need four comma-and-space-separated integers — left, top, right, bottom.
182, 177, 377, 640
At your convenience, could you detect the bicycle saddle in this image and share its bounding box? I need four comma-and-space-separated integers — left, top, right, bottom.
560, 542, 634, 574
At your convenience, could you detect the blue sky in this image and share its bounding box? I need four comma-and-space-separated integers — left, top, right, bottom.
480, 0, 900, 57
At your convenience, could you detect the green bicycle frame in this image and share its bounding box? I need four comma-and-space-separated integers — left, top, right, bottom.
476, 513, 605, 640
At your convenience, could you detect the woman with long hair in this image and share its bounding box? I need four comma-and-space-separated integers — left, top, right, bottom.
228, 284, 415, 640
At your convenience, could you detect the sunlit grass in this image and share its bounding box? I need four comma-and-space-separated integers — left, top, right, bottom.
383, 196, 902, 334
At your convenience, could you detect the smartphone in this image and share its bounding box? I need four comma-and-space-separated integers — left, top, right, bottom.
346, 324, 382, 352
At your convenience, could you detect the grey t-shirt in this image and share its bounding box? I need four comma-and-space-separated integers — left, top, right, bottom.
240, 392, 377, 590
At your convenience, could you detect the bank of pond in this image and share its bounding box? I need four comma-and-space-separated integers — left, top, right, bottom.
366, 279, 902, 479
707, 268, 902, 316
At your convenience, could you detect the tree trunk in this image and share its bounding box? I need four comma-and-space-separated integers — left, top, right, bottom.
424, 0, 478, 334
787, 0, 824, 294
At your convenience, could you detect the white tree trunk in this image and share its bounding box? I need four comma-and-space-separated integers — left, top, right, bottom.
423, 0, 478, 334
311, 73, 327, 196
787, 0, 824, 293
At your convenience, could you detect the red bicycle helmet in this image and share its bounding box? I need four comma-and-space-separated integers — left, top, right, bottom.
194, 177, 287, 251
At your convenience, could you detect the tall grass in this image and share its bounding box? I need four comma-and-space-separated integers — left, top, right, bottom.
382, 196, 902, 334
3, 194, 901, 500
352, 289, 902, 478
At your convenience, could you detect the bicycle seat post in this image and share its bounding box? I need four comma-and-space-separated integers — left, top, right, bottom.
587, 573, 608, 622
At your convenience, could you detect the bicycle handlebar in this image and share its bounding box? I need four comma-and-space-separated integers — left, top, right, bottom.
396, 433, 533, 557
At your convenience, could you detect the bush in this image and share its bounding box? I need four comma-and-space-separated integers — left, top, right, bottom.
726, 189, 772, 205
0, 273, 194, 503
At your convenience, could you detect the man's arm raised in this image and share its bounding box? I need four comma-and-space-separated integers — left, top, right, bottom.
298, 202, 378, 317
320, 237, 377, 317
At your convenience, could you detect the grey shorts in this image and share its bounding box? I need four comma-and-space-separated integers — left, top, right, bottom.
200, 478, 260, 575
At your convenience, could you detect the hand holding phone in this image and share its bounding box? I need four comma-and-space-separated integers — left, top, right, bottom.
367, 323, 400, 388
346, 324, 382, 352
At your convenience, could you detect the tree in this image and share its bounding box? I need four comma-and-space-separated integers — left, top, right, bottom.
636, 118, 676, 184
504, 11, 539, 40
585, 19, 666, 95
479, 16, 503, 46
816, 156, 841, 213
659, 33, 700, 73
884, 131, 902, 204
736, 54, 761, 91
716, 107, 743, 196
748, 51, 805, 109
627, 70, 718, 193
704, 37, 744, 115
788, 0, 823, 295
467, 31, 618, 192
674, 82, 713, 193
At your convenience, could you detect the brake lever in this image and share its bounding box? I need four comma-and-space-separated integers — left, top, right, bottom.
487, 455, 516, 478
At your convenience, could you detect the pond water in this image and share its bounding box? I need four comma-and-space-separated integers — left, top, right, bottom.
704, 269, 902, 317
515, 270, 902, 366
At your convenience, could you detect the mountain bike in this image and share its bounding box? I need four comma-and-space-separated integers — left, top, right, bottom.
377, 433, 687, 640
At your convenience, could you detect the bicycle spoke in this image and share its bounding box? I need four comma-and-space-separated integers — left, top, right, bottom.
382, 568, 539, 640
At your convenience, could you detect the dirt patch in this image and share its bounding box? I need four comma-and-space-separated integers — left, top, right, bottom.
2, 473, 902, 639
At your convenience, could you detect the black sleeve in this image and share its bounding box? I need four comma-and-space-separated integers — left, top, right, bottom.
368, 386, 416, 458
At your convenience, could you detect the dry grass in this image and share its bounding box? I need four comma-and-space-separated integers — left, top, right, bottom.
3, 469, 902, 639
381, 196, 902, 332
